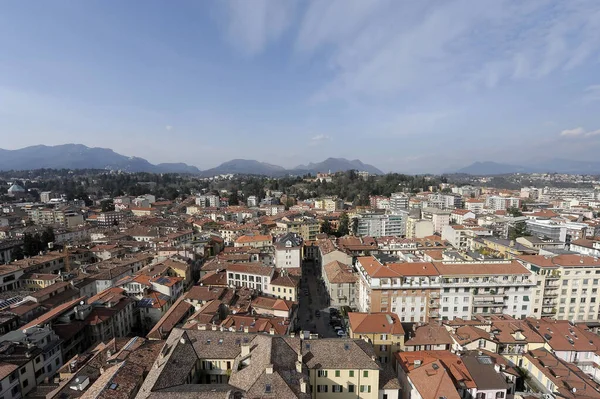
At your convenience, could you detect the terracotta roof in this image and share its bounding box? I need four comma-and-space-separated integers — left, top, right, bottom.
348, 312, 404, 335
251, 296, 295, 312
323, 261, 357, 284
226, 263, 274, 276
147, 296, 194, 340
235, 234, 272, 244
405, 323, 453, 347
433, 260, 530, 276
517, 254, 600, 268
22, 296, 85, 329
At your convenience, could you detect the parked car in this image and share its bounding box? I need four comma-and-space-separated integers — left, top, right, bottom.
315, 310, 321, 317
333, 326, 343, 331
337, 330, 347, 337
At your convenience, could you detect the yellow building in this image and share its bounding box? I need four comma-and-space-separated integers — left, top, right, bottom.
348, 312, 405, 364
21, 273, 61, 291
303, 339, 382, 399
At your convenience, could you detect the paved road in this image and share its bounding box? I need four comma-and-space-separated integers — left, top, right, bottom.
298, 259, 340, 338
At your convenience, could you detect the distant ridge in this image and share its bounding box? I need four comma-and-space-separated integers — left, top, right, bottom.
0, 144, 385, 176
0, 144, 201, 174
456, 159, 600, 175
294, 158, 384, 175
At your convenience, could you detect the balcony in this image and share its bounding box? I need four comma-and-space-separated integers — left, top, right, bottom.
499, 346, 525, 355
429, 302, 440, 308
430, 292, 440, 299
430, 311, 440, 318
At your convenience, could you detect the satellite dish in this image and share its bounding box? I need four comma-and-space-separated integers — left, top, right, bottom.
80, 301, 84, 306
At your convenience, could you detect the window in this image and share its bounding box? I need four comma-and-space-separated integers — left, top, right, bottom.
380, 334, 388, 340
496, 392, 505, 398
442, 307, 448, 312
335, 370, 340, 377
380, 345, 387, 351
265, 384, 271, 393
363, 370, 369, 377
12, 385, 20, 395
463, 306, 469, 311
476, 393, 485, 399
348, 384, 355, 393
332, 385, 343, 393
23, 379, 29, 388
359, 385, 372, 393
317, 385, 328, 393
318, 370, 328, 377
349, 370, 354, 377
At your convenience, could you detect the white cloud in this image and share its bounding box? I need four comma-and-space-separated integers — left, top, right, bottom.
292, 1, 600, 101
559, 127, 600, 137
165, 125, 173, 131
219, 0, 297, 55
309, 134, 332, 146
560, 127, 585, 136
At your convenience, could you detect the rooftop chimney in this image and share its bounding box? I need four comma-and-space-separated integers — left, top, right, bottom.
244, 326, 249, 333
300, 379, 307, 393
266, 364, 273, 374
414, 359, 422, 368
296, 361, 302, 373
269, 328, 275, 335
241, 343, 250, 357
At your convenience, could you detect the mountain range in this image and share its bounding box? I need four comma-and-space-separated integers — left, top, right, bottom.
0, 144, 384, 176
456, 159, 600, 175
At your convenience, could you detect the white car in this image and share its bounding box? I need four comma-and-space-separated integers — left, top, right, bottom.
337, 330, 347, 337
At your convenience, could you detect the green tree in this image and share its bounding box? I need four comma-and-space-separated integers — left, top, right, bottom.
508, 222, 528, 240
507, 207, 524, 217
337, 212, 350, 236
320, 219, 332, 235
101, 199, 115, 212
10, 247, 24, 261
41, 227, 55, 246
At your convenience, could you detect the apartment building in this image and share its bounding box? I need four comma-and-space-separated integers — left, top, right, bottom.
441, 225, 471, 249
517, 254, 600, 321
275, 233, 303, 269
355, 256, 440, 322
356, 211, 408, 237
348, 312, 404, 364
314, 197, 344, 212
355, 256, 535, 321
234, 234, 272, 248
421, 208, 451, 234
0, 326, 63, 387
435, 261, 534, 320
0, 361, 19, 399
277, 219, 321, 241
96, 210, 129, 227
465, 198, 485, 213
390, 193, 409, 212
485, 196, 521, 211
226, 263, 274, 293
450, 209, 476, 224
323, 261, 358, 308
405, 217, 434, 239
302, 339, 383, 399
195, 194, 220, 208
525, 219, 567, 242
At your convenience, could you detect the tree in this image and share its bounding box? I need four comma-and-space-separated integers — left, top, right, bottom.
507, 207, 523, 217
350, 217, 359, 236
101, 199, 115, 212
337, 212, 350, 236
508, 221, 528, 240
23, 233, 43, 257
320, 219, 332, 235
229, 191, 239, 206
10, 247, 24, 261
41, 227, 55, 246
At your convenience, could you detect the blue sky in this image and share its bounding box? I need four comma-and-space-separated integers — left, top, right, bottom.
1, 0, 600, 173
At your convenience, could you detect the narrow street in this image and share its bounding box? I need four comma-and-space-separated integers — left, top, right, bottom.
298, 259, 339, 338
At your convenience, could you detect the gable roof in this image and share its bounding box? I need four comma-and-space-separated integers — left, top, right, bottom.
348, 312, 404, 335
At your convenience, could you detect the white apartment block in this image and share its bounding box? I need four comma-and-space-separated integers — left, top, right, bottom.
226, 263, 274, 294
518, 254, 600, 321
465, 199, 485, 213
274, 233, 302, 269
421, 208, 451, 234
356, 211, 408, 237
441, 225, 470, 249
196, 194, 220, 208
390, 193, 409, 211
355, 257, 535, 323
485, 196, 521, 211
525, 220, 567, 242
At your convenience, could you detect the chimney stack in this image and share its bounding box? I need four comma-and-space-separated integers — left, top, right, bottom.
266, 364, 273, 374
296, 361, 302, 373
241, 343, 250, 357
300, 379, 307, 393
